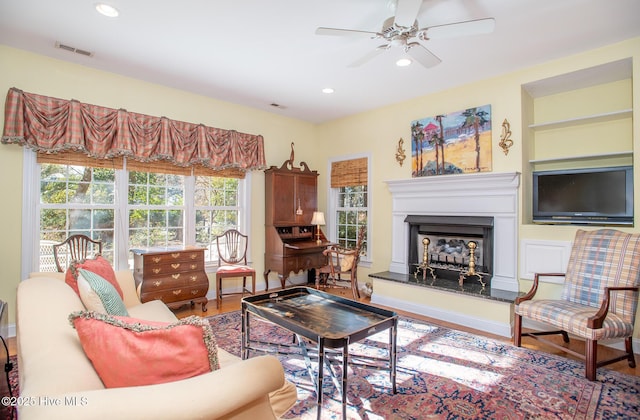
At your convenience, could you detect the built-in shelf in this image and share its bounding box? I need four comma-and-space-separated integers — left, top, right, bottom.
528, 108, 632, 131
529, 150, 633, 164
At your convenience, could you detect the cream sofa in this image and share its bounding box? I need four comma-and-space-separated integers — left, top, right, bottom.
16, 270, 297, 419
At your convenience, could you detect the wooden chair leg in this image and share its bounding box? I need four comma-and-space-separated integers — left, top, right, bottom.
216, 275, 222, 309
251, 273, 256, 295
514, 313, 522, 347
586, 339, 597, 381
626, 337, 636, 368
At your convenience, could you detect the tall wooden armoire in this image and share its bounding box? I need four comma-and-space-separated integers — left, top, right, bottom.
264, 154, 330, 289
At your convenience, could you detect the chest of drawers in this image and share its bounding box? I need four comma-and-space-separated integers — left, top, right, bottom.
132, 247, 209, 312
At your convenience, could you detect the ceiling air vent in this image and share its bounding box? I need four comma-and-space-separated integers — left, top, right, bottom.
55, 41, 94, 57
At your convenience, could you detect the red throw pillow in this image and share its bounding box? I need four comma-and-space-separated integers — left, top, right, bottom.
69, 311, 219, 388
65, 256, 124, 300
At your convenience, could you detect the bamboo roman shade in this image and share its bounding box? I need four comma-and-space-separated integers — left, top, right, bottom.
331, 157, 368, 188
37, 153, 244, 178
37, 151, 124, 170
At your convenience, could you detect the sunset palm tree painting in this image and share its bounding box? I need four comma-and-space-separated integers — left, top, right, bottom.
411, 104, 492, 177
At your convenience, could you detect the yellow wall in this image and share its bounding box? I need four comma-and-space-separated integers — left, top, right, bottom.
1, 37, 639, 334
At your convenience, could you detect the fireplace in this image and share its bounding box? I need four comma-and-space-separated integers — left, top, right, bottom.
406, 215, 494, 287
384, 172, 520, 293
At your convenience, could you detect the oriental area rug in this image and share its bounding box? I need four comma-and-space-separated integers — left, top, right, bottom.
6, 312, 640, 420
210, 311, 640, 420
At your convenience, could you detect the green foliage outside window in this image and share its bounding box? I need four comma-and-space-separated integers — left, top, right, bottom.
336, 185, 367, 254
39, 163, 241, 270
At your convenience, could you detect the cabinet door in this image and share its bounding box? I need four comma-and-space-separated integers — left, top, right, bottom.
296, 174, 317, 225
272, 172, 297, 225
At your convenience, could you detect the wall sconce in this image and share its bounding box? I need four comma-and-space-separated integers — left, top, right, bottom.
310, 211, 326, 244
499, 118, 514, 155
395, 138, 406, 166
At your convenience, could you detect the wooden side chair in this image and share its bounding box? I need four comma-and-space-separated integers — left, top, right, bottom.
214, 229, 256, 309
316, 226, 366, 300
514, 229, 640, 381
52, 234, 103, 272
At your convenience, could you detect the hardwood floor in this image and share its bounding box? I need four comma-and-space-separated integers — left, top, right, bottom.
7, 286, 638, 378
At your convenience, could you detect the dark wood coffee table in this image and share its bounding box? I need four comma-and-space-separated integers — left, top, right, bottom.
241, 287, 397, 419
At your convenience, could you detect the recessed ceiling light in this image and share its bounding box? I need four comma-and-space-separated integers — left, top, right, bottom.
396, 58, 412, 67
95, 3, 119, 17
322, 88, 335, 94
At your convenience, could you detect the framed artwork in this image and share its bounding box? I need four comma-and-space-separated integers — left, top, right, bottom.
411, 104, 492, 177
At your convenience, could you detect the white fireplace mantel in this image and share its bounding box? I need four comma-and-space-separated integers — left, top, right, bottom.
385, 171, 521, 292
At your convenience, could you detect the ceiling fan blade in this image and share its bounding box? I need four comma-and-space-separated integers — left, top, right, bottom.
348, 46, 389, 68
393, 0, 423, 28
423, 18, 495, 40
406, 43, 441, 68
315, 27, 378, 37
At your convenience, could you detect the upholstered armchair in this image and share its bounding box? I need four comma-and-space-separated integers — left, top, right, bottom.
514, 229, 640, 381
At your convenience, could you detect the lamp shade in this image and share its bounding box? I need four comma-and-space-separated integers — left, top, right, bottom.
311, 211, 325, 225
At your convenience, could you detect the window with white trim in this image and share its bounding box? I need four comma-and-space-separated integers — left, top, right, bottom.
31, 153, 246, 273
328, 155, 370, 261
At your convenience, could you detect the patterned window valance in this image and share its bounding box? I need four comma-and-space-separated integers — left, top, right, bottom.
1, 88, 266, 174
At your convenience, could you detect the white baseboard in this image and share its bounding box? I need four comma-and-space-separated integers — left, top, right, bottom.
371, 293, 512, 338
371, 294, 640, 355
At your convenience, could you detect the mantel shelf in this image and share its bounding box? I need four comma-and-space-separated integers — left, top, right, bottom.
529, 150, 633, 164
528, 108, 632, 130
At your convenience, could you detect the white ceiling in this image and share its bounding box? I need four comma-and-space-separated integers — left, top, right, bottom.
1, 0, 639, 124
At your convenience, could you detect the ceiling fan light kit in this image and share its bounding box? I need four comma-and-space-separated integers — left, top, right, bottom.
316, 0, 495, 69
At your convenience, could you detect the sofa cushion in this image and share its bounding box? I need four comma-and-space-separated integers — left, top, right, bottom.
66, 255, 124, 300
69, 312, 220, 388
77, 269, 129, 316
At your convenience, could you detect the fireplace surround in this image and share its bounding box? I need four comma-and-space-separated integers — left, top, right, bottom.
368, 172, 521, 336
382, 172, 520, 293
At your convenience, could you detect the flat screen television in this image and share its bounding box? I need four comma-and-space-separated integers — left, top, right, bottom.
532, 166, 634, 226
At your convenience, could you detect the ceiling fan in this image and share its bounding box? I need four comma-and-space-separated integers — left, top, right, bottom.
315, 0, 495, 68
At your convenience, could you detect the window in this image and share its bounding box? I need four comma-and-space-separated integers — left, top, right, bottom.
195, 176, 241, 261
39, 164, 116, 270
128, 171, 185, 249
328, 155, 370, 261
336, 185, 368, 254
28, 152, 246, 274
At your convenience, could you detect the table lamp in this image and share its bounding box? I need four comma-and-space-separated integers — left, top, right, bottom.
310, 211, 325, 243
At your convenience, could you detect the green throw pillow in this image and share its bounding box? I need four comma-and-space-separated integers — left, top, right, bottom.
77, 268, 129, 316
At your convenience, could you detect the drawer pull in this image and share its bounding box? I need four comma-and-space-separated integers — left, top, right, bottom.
191, 290, 199, 295
152, 257, 161, 263
171, 253, 180, 258
172, 273, 181, 279
171, 263, 181, 269
190, 275, 197, 282
190, 264, 197, 269
172, 290, 182, 295
190, 254, 198, 259
153, 268, 161, 274
153, 281, 162, 287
